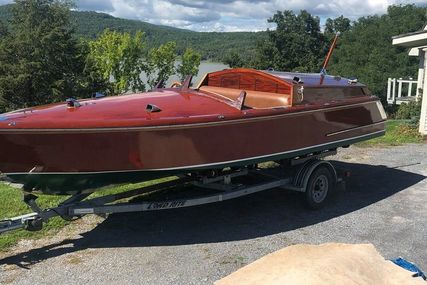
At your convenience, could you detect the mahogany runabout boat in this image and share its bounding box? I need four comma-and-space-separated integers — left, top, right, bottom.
0, 68, 386, 195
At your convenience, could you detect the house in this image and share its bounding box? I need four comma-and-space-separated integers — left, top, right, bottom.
392, 25, 427, 135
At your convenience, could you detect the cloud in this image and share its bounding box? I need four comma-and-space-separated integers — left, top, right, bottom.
0, 0, 425, 31
100, 0, 221, 27
76, 0, 427, 31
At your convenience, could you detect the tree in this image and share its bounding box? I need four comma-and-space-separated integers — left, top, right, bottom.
0, 20, 7, 38
88, 29, 147, 95
325, 16, 351, 36
252, 39, 278, 70
322, 16, 352, 70
253, 10, 325, 72
177, 48, 201, 81
146, 41, 177, 88
0, 0, 85, 112
88, 30, 201, 92
223, 50, 244, 68
77, 40, 111, 97
328, 4, 426, 101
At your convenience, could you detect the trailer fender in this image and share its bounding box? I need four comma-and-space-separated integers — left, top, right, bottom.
293, 160, 337, 192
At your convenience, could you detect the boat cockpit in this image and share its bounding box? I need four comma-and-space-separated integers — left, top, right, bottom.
193, 68, 369, 110
198, 85, 291, 109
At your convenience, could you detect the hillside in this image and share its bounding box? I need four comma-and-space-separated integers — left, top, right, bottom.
0, 4, 266, 61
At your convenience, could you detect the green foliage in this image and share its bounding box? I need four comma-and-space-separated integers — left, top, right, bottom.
0, 0, 98, 112
253, 5, 426, 102
395, 100, 422, 124
88, 29, 147, 94
0, 182, 69, 251
384, 103, 399, 119
254, 10, 326, 72
177, 47, 201, 81
0, 3, 425, 109
77, 40, 111, 96
253, 39, 277, 70
223, 50, 244, 68
328, 5, 426, 101
0, 4, 267, 62
357, 120, 423, 146
325, 16, 351, 35
324, 15, 351, 51
0, 176, 176, 251
146, 41, 177, 88
87, 31, 201, 92
0, 20, 7, 38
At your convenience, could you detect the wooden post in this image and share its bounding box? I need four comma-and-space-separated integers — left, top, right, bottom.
392, 78, 396, 102
397, 78, 403, 99
416, 48, 425, 98
387, 78, 392, 103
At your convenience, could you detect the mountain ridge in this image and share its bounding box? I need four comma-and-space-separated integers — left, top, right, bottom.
0, 4, 266, 61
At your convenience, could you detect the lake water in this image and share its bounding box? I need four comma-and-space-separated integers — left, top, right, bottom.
190, 61, 229, 85
147, 61, 229, 88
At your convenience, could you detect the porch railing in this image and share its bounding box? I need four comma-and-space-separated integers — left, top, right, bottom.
387, 78, 419, 105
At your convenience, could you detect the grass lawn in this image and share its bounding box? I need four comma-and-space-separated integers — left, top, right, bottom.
356, 120, 424, 147
0, 177, 175, 252
0, 183, 69, 251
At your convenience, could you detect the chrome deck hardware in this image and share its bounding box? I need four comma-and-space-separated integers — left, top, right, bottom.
66, 98, 81, 108
146, 104, 161, 113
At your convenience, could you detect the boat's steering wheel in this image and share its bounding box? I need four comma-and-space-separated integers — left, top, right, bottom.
170, 81, 182, 88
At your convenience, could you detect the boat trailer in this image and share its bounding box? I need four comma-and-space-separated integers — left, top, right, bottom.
0, 151, 346, 234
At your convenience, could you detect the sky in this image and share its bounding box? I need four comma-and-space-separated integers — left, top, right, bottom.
0, 0, 426, 31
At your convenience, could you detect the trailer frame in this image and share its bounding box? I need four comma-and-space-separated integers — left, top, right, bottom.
0, 150, 344, 235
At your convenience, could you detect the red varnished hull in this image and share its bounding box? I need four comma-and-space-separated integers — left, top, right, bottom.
0, 69, 386, 194
0, 100, 384, 174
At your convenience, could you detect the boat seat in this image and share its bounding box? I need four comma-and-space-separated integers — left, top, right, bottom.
199, 86, 291, 109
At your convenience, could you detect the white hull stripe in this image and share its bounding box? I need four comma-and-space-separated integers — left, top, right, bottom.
326, 122, 385, 137
5, 130, 385, 176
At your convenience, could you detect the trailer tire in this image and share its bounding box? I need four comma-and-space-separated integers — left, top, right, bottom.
304, 165, 333, 210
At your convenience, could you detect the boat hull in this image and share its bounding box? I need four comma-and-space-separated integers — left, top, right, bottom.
0, 100, 385, 195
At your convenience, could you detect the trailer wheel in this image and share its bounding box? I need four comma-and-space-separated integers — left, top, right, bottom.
305, 166, 333, 209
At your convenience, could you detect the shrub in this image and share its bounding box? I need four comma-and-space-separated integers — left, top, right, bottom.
395, 100, 422, 125
384, 104, 399, 119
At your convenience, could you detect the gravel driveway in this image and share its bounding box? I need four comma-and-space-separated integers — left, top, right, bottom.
1, 144, 426, 285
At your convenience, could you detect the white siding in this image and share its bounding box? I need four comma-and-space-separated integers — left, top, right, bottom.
420, 49, 427, 135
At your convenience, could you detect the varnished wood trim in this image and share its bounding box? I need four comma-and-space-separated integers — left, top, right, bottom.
0, 101, 381, 134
